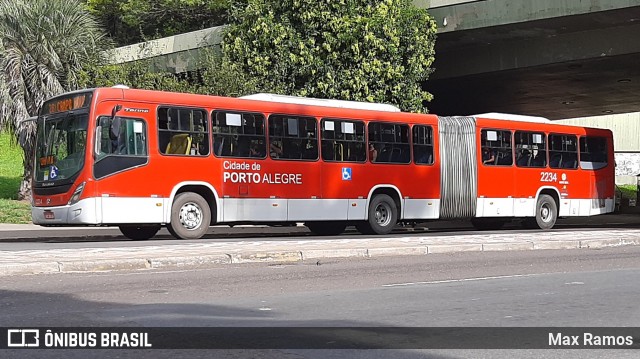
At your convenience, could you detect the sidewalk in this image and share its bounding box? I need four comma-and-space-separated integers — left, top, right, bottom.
2, 213, 640, 277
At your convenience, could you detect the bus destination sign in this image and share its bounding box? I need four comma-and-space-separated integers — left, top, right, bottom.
42, 93, 92, 115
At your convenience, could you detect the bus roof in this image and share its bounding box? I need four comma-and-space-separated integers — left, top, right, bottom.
474, 112, 552, 123
240, 93, 401, 113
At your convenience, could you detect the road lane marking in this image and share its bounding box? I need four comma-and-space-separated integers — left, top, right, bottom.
382, 273, 539, 287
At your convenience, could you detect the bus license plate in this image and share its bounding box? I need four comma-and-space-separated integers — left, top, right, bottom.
44, 211, 55, 219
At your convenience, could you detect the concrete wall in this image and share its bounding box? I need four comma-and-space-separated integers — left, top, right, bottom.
108, 26, 225, 73
614, 153, 640, 177
420, 0, 640, 33
557, 112, 640, 152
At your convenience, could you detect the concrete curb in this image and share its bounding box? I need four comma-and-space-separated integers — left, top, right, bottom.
230, 251, 302, 264
301, 248, 369, 260
3, 236, 640, 277
533, 240, 581, 250
367, 247, 427, 257
428, 244, 483, 254
148, 255, 232, 269
0, 262, 60, 276
482, 242, 535, 251
58, 259, 150, 273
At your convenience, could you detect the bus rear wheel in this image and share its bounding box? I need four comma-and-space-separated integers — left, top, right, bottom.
119, 224, 160, 240
364, 194, 398, 235
533, 194, 558, 230
306, 221, 347, 236
169, 192, 211, 239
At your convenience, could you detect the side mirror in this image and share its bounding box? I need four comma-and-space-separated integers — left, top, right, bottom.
109, 104, 123, 141
111, 104, 122, 118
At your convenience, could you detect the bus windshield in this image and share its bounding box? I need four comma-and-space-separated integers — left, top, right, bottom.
34, 113, 88, 183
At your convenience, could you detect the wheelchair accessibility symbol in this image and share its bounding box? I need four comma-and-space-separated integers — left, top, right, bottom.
342, 167, 352, 181
49, 165, 58, 180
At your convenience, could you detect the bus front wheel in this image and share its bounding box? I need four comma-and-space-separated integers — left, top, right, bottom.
119, 224, 160, 240
168, 192, 211, 239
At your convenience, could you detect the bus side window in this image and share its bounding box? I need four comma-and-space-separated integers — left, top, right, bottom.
97, 116, 147, 158
413, 125, 434, 165
368, 122, 410, 164
481, 129, 512, 166
321, 119, 365, 163
269, 115, 317, 161
213, 111, 266, 159
515, 131, 547, 168
580, 136, 608, 170
159, 107, 209, 156
549, 134, 578, 169
94, 116, 148, 179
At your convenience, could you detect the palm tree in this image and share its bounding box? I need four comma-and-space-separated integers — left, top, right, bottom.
0, 0, 111, 200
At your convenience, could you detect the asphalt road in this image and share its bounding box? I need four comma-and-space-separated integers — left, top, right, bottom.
2, 247, 640, 358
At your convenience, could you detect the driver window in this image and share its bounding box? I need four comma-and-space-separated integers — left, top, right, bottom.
97, 116, 147, 160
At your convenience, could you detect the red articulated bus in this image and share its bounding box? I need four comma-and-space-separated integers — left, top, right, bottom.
31, 87, 615, 240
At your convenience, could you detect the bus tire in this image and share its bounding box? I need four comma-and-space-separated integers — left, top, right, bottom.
306, 221, 347, 236
534, 194, 557, 230
367, 194, 398, 235
169, 192, 211, 239
119, 224, 160, 240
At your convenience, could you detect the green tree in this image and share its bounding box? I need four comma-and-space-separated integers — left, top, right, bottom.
223, 0, 437, 112
78, 47, 258, 98
78, 61, 199, 93
198, 49, 259, 97
0, 0, 111, 200
87, 0, 231, 46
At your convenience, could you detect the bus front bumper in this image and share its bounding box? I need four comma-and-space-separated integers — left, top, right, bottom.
32, 198, 99, 225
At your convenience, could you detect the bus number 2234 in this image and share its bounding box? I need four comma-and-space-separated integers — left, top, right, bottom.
540, 172, 557, 183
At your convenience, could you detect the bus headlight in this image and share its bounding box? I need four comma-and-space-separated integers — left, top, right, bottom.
68, 182, 86, 206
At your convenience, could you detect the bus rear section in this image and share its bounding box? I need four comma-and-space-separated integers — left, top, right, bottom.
468, 116, 615, 230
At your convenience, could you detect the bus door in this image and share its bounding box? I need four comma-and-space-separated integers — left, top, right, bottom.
93, 115, 158, 224
214, 111, 286, 222
512, 131, 545, 216
476, 128, 515, 217
317, 119, 368, 221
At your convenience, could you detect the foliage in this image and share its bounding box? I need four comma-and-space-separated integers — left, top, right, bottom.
223, 0, 437, 112
0, 199, 31, 223
0, 132, 30, 223
0, 0, 111, 200
618, 184, 638, 200
78, 61, 199, 93
0, 132, 23, 199
198, 49, 259, 97
86, 0, 231, 46
79, 47, 258, 97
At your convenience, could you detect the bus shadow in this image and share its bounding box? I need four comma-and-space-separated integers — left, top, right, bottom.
4, 213, 640, 244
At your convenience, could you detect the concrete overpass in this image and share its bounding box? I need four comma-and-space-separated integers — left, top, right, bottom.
423, 0, 640, 119
111, 0, 640, 120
